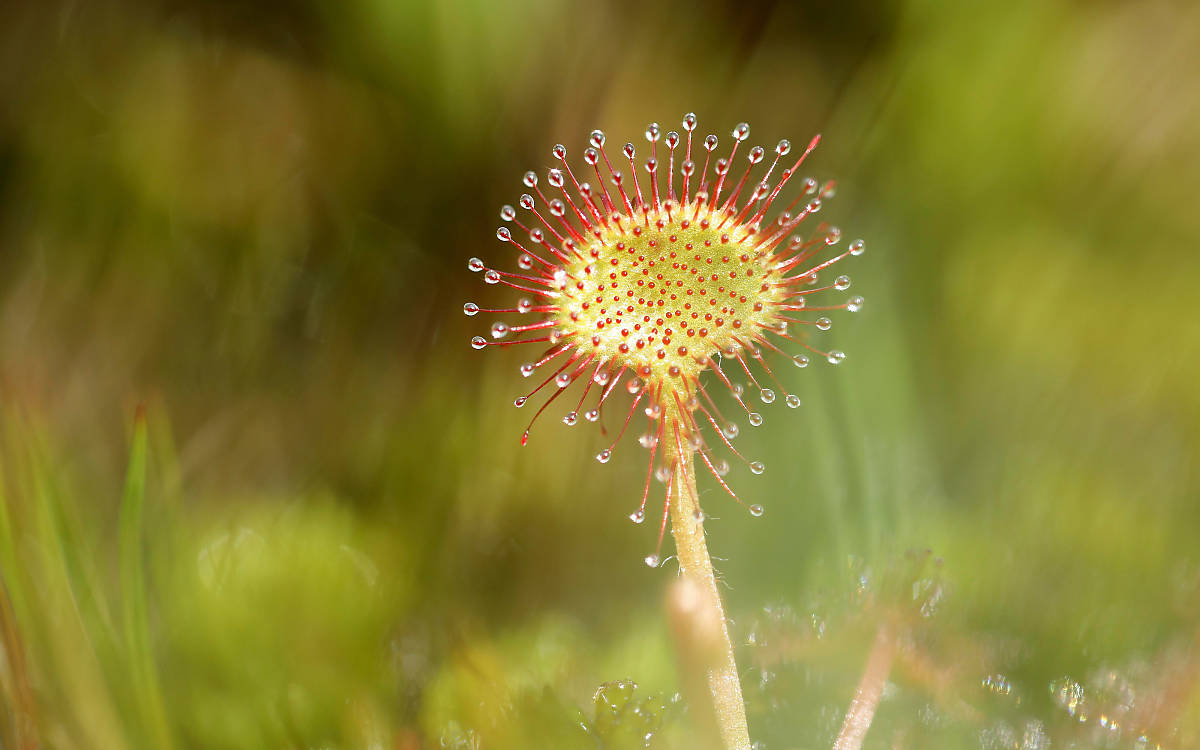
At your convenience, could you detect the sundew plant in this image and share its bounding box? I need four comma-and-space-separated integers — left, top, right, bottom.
2, 1, 1200, 750
467, 114, 865, 748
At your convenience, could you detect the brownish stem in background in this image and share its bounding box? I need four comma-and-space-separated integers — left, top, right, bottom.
666, 436, 751, 750
0, 578, 39, 750
833, 624, 896, 750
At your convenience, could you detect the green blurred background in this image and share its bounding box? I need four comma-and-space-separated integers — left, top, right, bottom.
2, 0, 1199, 748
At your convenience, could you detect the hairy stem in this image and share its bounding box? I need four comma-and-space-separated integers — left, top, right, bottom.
667, 437, 751, 750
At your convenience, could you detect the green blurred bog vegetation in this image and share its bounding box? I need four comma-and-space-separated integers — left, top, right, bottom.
2, 0, 1199, 748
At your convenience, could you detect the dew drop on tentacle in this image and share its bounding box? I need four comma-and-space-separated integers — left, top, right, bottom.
471, 336, 487, 350
491, 322, 509, 339
714, 459, 730, 476
645, 123, 660, 143
597, 448, 612, 463
732, 122, 750, 141
759, 389, 776, 404
835, 274, 851, 291
655, 466, 671, 483
563, 411, 578, 426
816, 317, 832, 331
555, 372, 572, 388
589, 129, 605, 148
749, 504, 765, 517
630, 508, 645, 523
463, 302, 480, 316
792, 354, 810, 368
514, 396, 528, 407
724, 422, 739, 439
644, 554, 660, 568
827, 350, 846, 365
776, 139, 791, 156
523, 170, 538, 187
468, 257, 485, 272
517, 298, 533, 313
847, 296, 865, 312
484, 270, 501, 284
520, 363, 535, 377
849, 239, 866, 256
785, 394, 801, 408
682, 112, 697, 132
584, 409, 600, 422
704, 134, 719, 152
748, 412, 763, 427
500, 205, 515, 221
749, 461, 765, 475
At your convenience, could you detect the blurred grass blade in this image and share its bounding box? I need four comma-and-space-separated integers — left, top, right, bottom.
0, 453, 39, 750
119, 405, 174, 750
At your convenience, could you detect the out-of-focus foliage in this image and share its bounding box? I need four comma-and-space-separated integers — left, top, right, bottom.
1, 0, 1198, 748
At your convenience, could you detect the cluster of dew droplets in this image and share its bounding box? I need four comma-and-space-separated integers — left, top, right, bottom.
465, 111, 868, 564
582, 679, 683, 746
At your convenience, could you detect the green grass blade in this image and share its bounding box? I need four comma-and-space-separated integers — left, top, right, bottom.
119, 406, 174, 750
